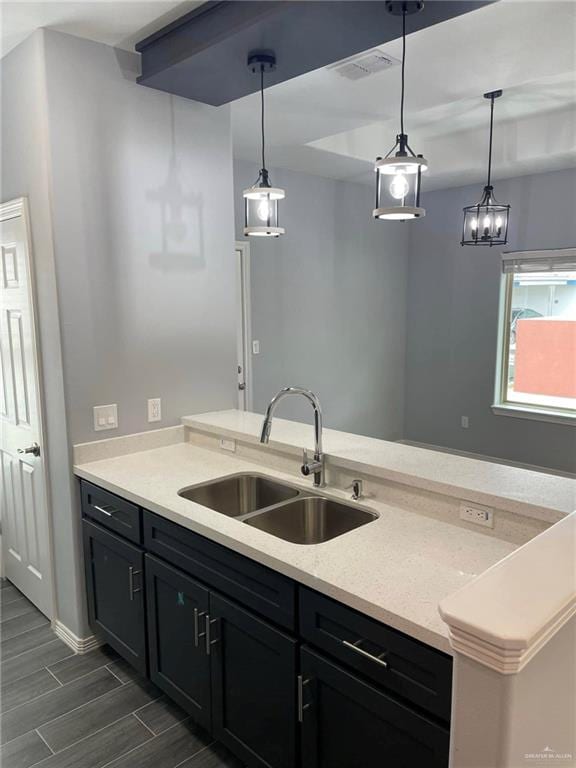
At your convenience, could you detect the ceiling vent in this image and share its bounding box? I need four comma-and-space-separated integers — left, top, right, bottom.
327, 49, 400, 80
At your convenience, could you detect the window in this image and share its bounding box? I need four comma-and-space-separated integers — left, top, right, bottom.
494, 248, 576, 424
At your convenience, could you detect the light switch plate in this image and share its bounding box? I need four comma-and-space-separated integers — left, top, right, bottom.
93, 404, 118, 431
148, 398, 162, 423
252, 340, 260, 355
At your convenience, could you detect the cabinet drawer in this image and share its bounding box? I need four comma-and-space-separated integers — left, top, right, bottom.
81, 481, 142, 544
300, 588, 452, 721
143, 511, 296, 630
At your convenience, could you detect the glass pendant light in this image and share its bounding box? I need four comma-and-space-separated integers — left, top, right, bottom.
373, 1, 428, 222
461, 90, 510, 246
243, 51, 285, 238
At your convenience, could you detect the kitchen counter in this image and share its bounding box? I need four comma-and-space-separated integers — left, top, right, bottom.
74, 430, 518, 655
182, 410, 575, 523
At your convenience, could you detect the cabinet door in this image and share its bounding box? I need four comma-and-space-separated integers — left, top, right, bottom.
82, 519, 147, 674
210, 592, 298, 768
145, 555, 212, 731
300, 647, 449, 768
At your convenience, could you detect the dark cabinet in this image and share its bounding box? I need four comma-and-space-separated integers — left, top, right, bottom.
82, 519, 147, 673
144, 555, 298, 768
210, 593, 298, 768
300, 647, 449, 768
145, 554, 211, 730
144, 511, 296, 630
300, 587, 452, 721
81, 481, 452, 768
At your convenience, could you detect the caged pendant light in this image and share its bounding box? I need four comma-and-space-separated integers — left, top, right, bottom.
243, 51, 285, 238
373, 1, 428, 222
461, 90, 510, 246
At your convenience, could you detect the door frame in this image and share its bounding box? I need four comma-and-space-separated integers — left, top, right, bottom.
0, 197, 56, 617
235, 241, 253, 411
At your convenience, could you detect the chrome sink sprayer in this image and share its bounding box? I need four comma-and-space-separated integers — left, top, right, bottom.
259, 387, 325, 488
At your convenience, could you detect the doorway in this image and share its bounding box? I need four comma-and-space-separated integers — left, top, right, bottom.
235, 242, 253, 412
0, 198, 54, 617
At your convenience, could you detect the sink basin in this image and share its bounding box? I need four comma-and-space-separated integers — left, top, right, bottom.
243, 496, 377, 544
178, 474, 299, 517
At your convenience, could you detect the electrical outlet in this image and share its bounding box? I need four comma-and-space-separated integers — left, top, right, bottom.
93, 404, 118, 431
461, 416, 469, 429
219, 438, 236, 452
148, 398, 162, 423
459, 503, 494, 528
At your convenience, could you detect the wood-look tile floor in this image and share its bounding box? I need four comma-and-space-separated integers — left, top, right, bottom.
0, 579, 244, 768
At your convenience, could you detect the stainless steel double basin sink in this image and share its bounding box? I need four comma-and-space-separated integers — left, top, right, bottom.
178, 473, 377, 545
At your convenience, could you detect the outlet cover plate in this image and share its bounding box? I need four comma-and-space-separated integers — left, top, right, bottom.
148, 398, 162, 423
459, 502, 494, 528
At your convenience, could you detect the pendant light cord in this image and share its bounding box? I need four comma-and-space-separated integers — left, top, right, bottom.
400, 7, 406, 136
260, 66, 266, 171
486, 93, 495, 188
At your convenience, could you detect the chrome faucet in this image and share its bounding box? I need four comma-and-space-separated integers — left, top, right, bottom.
260, 387, 325, 488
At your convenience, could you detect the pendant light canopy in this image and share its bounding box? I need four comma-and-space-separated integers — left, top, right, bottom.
462, 90, 510, 246
374, 1, 428, 222
243, 51, 285, 238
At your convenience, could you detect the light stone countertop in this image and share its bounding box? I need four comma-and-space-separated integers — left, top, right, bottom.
182, 410, 576, 523
74, 438, 517, 655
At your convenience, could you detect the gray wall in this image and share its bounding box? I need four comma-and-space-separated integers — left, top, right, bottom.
404, 167, 576, 473
1, 32, 82, 634
234, 160, 409, 441
44, 31, 237, 445
2, 30, 237, 637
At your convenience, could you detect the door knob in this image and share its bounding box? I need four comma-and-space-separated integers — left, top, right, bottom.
18, 442, 41, 457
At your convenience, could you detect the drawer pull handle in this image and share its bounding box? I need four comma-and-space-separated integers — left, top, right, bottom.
94, 504, 118, 517
342, 639, 388, 668
193, 608, 207, 647
205, 615, 220, 656
128, 567, 141, 601
297, 675, 311, 722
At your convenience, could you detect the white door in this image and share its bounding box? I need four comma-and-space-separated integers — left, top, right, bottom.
235, 242, 252, 411
0, 198, 53, 617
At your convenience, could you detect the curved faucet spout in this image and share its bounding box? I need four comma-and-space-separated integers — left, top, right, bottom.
259, 387, 325, 487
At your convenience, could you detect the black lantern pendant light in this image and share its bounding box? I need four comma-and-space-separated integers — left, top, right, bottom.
243, 51, 285, 238
461, 90, 510, 246
373, 1, 428, 221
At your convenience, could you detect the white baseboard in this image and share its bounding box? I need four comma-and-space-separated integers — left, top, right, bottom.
52, 619, 102, 654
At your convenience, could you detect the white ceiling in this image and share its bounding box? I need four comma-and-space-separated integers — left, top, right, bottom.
1, 0, 574, 191
0, 0, 202, 58
232, 0, 576, 190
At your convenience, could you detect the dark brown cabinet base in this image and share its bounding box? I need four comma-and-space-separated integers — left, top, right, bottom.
81, 481, 451, 768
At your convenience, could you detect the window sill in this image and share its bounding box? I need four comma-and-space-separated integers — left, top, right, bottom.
491, 403, 576, 426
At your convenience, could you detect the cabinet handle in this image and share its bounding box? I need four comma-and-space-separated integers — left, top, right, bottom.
342, 639, 388, 668
193, 608, 207, 647
205, 615, 220, 656
128, 567, 141, 601
297, 675, 311, 722
94, 504, 118, 517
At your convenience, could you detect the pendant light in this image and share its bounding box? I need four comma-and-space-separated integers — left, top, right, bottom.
461, 90, 510, 246
243, 51, 285, 238
373, 1, 428, 221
